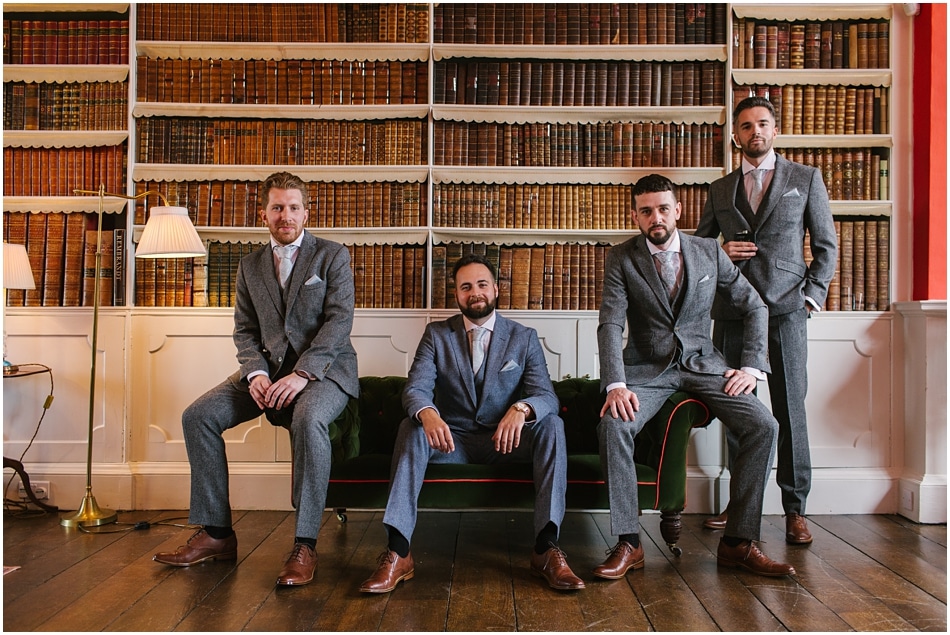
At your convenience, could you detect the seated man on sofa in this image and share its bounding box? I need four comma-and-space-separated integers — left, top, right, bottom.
360, 253, 584, 593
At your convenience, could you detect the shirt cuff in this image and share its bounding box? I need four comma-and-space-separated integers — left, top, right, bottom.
606, 381, 627, 393
805, 295, 821, 312
741, 367, 767, 381
247, 370, 268, 382
414, 405, 439, 422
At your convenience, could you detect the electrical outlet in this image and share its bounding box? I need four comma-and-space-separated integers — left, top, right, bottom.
901, 489, 914, 511
17, 480, 49, 501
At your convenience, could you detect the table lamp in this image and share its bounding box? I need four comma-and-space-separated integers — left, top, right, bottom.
3, 241, 36, 375
61, 187, 204, 527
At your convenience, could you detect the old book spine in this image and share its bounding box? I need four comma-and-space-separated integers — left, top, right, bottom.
839, 220, 853, 311
827, 220, 842, 311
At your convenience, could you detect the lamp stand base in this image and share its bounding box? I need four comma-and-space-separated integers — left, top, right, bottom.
60, 489, 117, 527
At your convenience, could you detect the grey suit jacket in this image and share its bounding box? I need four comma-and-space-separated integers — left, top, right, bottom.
597, 232, 769, 391
229, 231, 359, 399
695, 154, 838, 318
403, 313, 558, 430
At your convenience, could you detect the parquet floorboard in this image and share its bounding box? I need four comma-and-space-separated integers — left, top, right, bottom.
3, 510, 945, 632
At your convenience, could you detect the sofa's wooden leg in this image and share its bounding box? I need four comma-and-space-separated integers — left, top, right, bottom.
335, 508, 348, 523
660, 510, 683, 556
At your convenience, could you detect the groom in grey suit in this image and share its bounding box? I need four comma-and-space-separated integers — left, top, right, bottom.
360, 253, 584, 593
154, 172, 359, 587
696, 97, 838, 544
594, 174, 795, 578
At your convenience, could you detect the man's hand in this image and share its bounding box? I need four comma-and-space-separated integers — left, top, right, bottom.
493, 406, 526, 454
249, 375, 271, 410
264, 373, 309, 409
723, 368, 756, 396
600, 386, 639, 421
723, 240, 757, 262
419, 408, 455, 453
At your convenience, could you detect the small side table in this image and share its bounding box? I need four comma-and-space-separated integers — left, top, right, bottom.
3, 363, 59, 512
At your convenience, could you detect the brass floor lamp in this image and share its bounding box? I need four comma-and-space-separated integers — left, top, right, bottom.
61, 186, 205, 527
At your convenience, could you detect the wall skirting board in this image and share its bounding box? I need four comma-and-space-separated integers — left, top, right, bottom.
895, 301, 947, 524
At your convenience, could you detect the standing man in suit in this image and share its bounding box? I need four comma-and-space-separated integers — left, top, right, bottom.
595, 174, 795, 578
360, 253, 584, 593
695, 96, 838, 544
153, 172, 359, 586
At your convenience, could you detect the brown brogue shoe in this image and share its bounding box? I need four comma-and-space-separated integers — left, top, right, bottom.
360, 550, 415, 593
592, 541, 645, 580
703, 510, 728, 531
717, 539, 796, 577
276, 543, 317, 586
785, 513, 814, 544
530, 544, 585, 590
153, 528, 237, 566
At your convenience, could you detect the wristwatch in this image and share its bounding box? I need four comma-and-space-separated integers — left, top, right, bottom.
511, 402, 531, 416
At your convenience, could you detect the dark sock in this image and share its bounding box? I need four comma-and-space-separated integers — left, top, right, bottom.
620, 533, 640, 548
722, 535, 744, 548
204, 525, 233, 540
295, 536, 316, 549
386, 525, 410, 558
534, 521, 558, 554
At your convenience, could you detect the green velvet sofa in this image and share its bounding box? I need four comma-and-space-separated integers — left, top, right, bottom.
323, 376, 711, 555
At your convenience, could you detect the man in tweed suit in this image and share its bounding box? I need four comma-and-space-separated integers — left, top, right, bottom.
695, 97, 838, 544
360, 253, 584, 593
153, 172, 359, 586
594, 174, 794, 578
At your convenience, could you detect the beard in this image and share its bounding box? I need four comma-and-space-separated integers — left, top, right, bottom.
645, 224, 673, 246
742, 137, 771, 159
460, 295, 496, 320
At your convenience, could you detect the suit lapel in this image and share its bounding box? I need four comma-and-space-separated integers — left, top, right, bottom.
632, 237, 674, 317
283, 232, 316, 315
479, 314, 510, 400
449, 315, 479, 406
258, 244, 284, 316
752, 156, 790, 227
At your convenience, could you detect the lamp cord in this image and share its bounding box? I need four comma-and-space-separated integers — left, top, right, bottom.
3, 365, 54, 515
78, 515, 197, 534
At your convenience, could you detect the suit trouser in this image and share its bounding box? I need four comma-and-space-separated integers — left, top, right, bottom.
714, 307, 811, 514
383, 414, 568, 543
182, 375, 350, 539
599, 365, 778, 541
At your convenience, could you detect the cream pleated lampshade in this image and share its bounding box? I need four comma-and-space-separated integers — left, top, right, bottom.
135, 206, 206, 258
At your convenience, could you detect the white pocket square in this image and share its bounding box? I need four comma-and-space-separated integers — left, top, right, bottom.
699, 274, 711, 283
783, 188, 801, 197
500, 360, 520, 372
304, 274, 323, 285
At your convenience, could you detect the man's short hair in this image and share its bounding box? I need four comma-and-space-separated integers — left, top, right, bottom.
732, 96, 778, 127
259, 171, 309, 208
452, 253, 496, 282
631, 174, 678, 203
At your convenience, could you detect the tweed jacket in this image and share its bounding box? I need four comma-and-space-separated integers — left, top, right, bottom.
695, 154, 838, 318
597, 231, 769, 390
230, 230, 359, 399
403, 312, 559, 430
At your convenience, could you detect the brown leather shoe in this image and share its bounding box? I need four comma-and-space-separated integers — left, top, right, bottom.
785, 513, 814, 544
530, 544, 585, 590
276, 543, 317, 586
153, 528, 237, 566
359, 550, 415, 593
592, 541, 645, 579
703, 509, 728, 530
717, 539, 796, 577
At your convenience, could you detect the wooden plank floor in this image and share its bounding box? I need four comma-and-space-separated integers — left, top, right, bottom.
3, 509, 946, 632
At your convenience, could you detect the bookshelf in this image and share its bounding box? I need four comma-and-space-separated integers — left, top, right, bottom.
1, 3, 131, 307
729, 3, 894, 312
0, 3, 916, 518
3, 2, 898, 313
